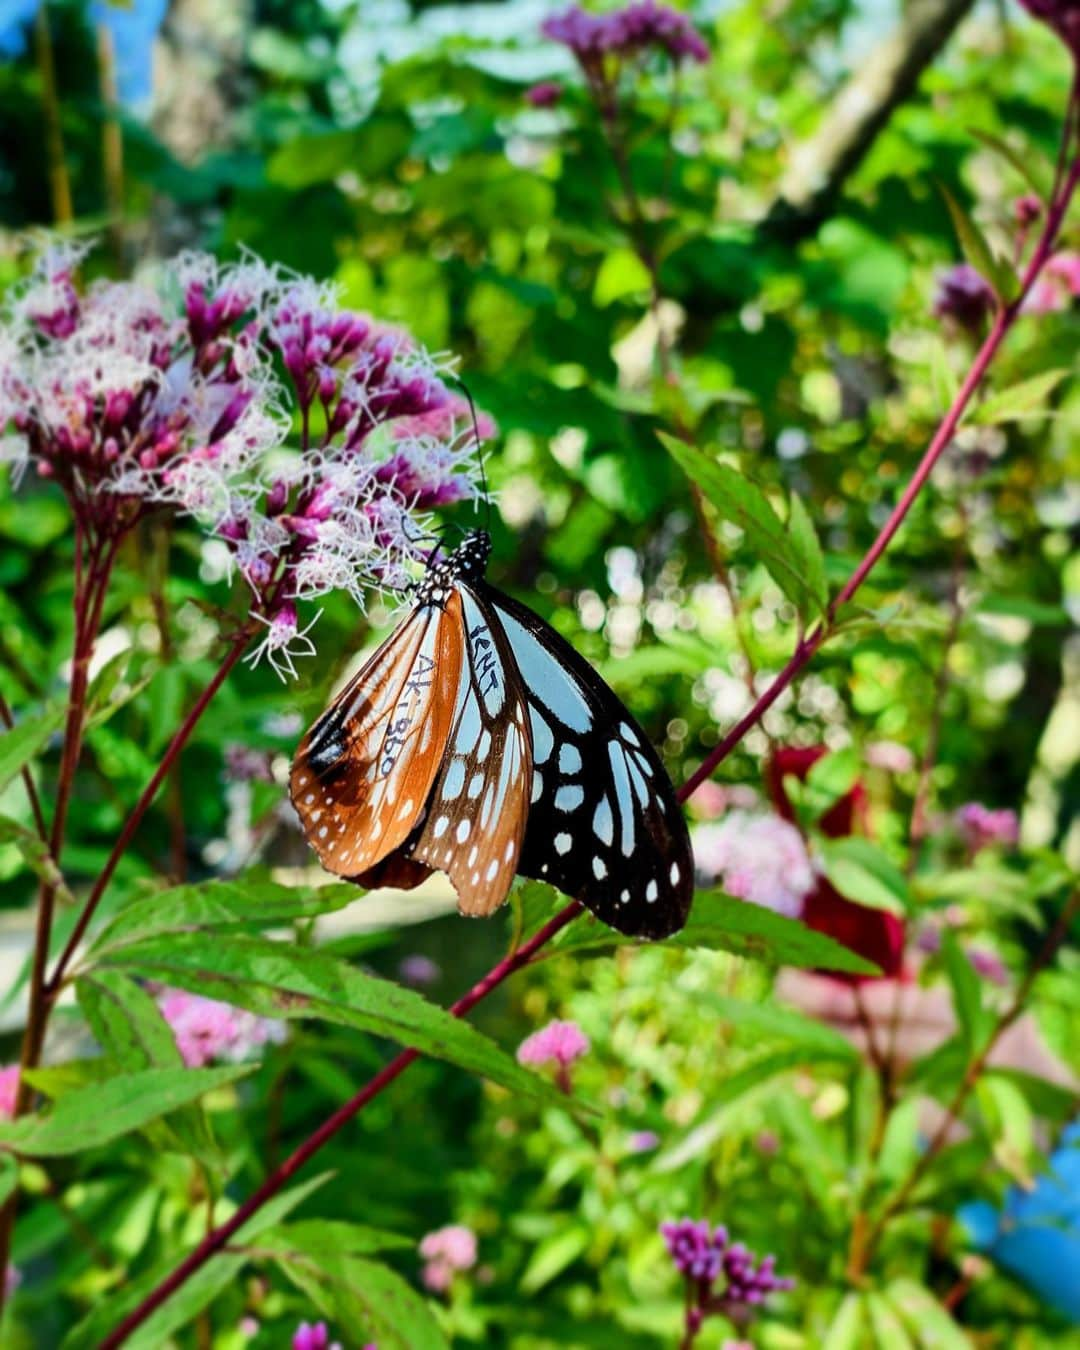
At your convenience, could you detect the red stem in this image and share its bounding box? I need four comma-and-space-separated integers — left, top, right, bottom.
95, 901, 583, 1350
94, 114, 1080, 1350
45, 631, 254, 998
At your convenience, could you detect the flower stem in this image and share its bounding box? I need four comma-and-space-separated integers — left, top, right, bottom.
45, 629, 255, 998
851, 887, 1080, 1275
95, 900, 583, 1349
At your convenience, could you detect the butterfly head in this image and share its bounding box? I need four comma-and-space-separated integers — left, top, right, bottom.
415, 529, 491, 607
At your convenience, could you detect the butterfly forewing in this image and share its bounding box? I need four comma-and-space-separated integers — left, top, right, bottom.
289, 595, 465, 879
408, 585, 533, 916
482, 584, 693, 939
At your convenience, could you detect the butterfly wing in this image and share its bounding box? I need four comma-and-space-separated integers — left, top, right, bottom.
407, 583, 532, 917
290, 595, 465, 881
479, 583, 693, 940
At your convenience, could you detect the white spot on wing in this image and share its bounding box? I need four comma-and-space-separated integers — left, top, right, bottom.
555, 784, 584, 812
559, 743, 582, 773
554, 832, 572, 855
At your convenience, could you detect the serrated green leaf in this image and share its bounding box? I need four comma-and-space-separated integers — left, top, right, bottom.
0, 1065, 253, 1157
970, 369, 1071, 425
787, 492, 829, 616
276, 1250, 448, 1350
658, 431, 822, 619
76, 971, 222, 1166
89, 876, 361, 956
818, 838, 910, 916
97, 932, 579, 1112
938, 185, 1012, 301
0, 707, 63, 795
551, 892, 878, 974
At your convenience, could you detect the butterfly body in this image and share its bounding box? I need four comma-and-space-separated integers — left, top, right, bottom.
291, 531, 693, 939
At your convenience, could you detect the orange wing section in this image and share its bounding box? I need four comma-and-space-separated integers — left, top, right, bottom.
290, 595, 465, 880
409, 586, 532, 917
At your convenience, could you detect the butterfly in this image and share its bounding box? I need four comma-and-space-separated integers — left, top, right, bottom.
290, 529, 693, 939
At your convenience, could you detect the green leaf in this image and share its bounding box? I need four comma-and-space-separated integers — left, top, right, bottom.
940, 930, 990, 1053
0, 816, 73, 902
866, 1292, 916, 1349
656, 1048, 845, 1172
276, 1249, 448, 1350
970, 369, 1071, 425
551, 892, 878, 974
89, 875, 360, 956
98, 932, 577, 1111
969, 128, 1052, 199
593, 247, 653, 307
0, 1154, 16, 1208
63, 1173, 334, 1349
818, 838, 910, 916
75, 971, 221, 1165
799, 747, 861, 822
658, 431, 822, 619
974, 594, 1071, 626
786, 492, 829, 616
927, 337, 959, 415
697, 993, 859, 1060
976, 1073, 1035, 1184
520, 1225, 590, 1293
885, 1279, 969, 1349
254, 1218, 412, 1260
938, 185, 1012, 301
0, 707, 63, 794
0, 1065, 252, 1157
822, 1293, 868, 1350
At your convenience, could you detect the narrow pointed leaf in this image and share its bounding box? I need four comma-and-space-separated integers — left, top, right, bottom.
0, 1065, 253, 1157
97, 932, 579, 1111
0, 707, 63, 794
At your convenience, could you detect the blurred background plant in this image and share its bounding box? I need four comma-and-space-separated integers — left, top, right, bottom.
0, 0, 1078, 1346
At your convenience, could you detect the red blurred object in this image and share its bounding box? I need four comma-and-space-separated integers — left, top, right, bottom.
768, 746, 904, 981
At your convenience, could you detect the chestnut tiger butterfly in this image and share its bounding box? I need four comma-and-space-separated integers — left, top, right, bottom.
290, 529, 693, 939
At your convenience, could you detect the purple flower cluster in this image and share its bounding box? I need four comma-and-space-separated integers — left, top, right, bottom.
955, 802, 1019, 852
542, 2, 710, 67
932, 263, 997, 332
661, 1218, 794, 1337
1, 243, 491, 679
156, 988, 286, 1068
517, 1019, 590, 1069
0, 1065, 19, 1119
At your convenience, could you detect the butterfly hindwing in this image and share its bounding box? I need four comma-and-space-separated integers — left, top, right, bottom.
408, 585, 532, 916
481, 583, 693, 939
289, 594, 466, 880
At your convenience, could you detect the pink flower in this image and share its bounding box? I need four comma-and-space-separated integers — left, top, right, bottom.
956, 802, 1019, 853
518, 1019, 590, 1092
292, 1322, 343, 1350
628, 1129, 660, 1153
0, 1065, 20, 1120
157, 989, 286, 1068
968, 946, 1009, 986
526, 80, 563, 107
419, 1224, 478, 1293
517, 1019, 590, 1069
1023, 250, 1080, 314
693, 812, 816, 916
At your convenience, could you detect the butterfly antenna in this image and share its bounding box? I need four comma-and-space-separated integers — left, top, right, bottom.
453, 377, 492, 535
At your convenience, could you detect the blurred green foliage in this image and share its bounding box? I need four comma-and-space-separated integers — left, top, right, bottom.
1, 0, 1079, 1346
